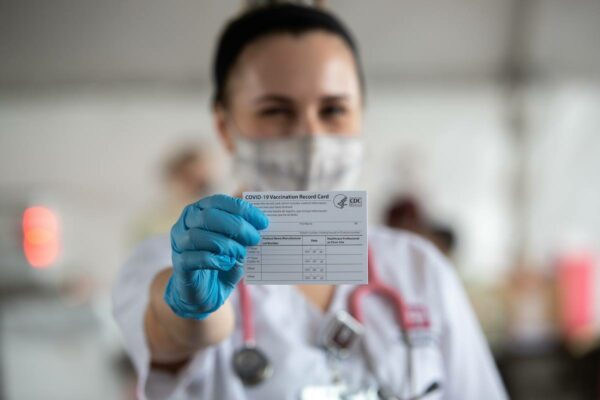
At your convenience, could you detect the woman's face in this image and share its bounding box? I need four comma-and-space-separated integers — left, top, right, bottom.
215, 31, 363, 151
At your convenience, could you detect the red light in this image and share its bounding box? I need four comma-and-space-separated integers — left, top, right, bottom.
22, 206, 61, 269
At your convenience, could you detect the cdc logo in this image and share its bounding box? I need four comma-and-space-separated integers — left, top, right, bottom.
333, 194, 348, 209
334, 195, 362, 209
349, 197, 362, 207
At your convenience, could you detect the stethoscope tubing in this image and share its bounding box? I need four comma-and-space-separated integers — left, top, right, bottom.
236, 244, 428, 397
238, 245, 420, 341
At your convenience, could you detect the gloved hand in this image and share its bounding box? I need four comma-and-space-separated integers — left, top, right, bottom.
165, 194, 269, 319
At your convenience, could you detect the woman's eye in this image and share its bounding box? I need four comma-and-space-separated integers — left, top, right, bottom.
259, 107, 292, 117
320, 105, 347, 118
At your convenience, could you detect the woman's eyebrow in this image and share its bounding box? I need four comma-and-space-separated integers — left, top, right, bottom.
253, 94, 350, 104
321, 94, 350, 102
253, 94, 294, 104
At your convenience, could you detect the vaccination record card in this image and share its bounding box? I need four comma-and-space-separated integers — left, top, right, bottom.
242, 191, 367, 285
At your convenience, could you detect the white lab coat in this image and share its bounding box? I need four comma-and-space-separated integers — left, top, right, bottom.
112, 226, 507, 400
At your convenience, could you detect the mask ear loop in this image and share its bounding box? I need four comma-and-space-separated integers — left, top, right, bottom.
225, 116, 250, 193
227, 115, 248, 144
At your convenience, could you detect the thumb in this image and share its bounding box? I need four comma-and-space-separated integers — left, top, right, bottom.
219, 261, 245, 288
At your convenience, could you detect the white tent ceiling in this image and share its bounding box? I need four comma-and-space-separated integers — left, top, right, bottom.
0, 0, 598, 86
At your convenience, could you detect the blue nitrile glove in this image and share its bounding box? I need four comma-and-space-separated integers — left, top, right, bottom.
165, 194, 269, 319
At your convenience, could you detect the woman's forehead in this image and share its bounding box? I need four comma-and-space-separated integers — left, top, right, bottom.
228, 31, 361, 102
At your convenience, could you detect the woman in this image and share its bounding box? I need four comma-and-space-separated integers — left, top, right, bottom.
113, 3, 507, 399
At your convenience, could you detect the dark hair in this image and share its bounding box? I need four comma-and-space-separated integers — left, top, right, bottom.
212, 3, 365, 106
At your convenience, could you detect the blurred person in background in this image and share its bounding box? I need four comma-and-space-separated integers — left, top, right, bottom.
113, 2, 506, 399
131, 142, 219, 242
428, 225, 456, 259
385, 196, 426, 237
385, 195, 457, 258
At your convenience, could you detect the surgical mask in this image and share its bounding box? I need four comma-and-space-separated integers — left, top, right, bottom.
233, 134, 364, 191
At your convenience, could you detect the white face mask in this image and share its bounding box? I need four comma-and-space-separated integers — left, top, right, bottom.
233, 135, 363, 191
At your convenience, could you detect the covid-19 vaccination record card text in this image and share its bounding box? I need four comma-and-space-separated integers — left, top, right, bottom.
243, 191, 367, 285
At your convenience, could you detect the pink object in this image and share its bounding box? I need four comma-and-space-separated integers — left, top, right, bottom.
238, 279, 255, 344
557, 251, 596, 338
349, 247, 430, 331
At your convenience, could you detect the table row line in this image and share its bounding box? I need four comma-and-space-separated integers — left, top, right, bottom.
248, 246, 363, 255
245, 264, 363, 273
257, 235, 363, 245
245, 272, 365, 282
245, 255, 362, 264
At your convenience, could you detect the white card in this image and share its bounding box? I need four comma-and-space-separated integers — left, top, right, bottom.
242, 191, 368, 285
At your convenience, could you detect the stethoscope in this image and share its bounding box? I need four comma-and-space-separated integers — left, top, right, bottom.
232, 246, 441, 399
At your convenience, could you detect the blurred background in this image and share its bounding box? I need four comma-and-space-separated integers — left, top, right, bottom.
1, 0, 599, 398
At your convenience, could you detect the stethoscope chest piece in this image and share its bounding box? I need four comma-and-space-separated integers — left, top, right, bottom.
232, 345, 273, 386
321, 310, 365, 358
